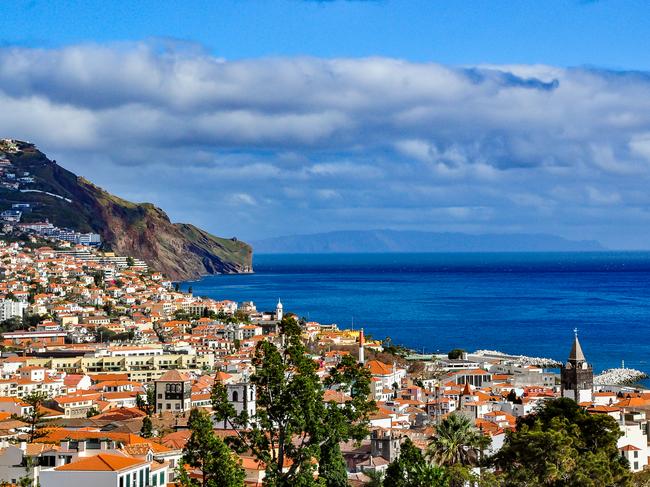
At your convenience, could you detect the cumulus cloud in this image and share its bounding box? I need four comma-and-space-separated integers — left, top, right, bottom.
1, 42, 650, 247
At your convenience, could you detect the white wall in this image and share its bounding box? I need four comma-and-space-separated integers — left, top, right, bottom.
40, 470, 116, 487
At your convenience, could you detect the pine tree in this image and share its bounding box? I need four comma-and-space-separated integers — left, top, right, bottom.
211, 316, 375, 487
135, 385, 156, 416
140, 416, 153, 438
18, 391, 50, 442
179, 408, 244, 487
494, 398, 631, 486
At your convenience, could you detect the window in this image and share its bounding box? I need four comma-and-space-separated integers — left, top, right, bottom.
232, 390, 238, 402
159, 473, 164, 485
157, 403, 162, 410
145, 467, 150, 486
120, 477, 124, 487
157, 393, 162, 399
634, 451, 639, 458
166, 403, 171, 409
126, 474, 131, 487
635, 462, 639, 470
139, 468, 144, 487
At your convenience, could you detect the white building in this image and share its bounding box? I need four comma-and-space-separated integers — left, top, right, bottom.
215, 380, 256, 429
0, 299, 28, 321
154, 370, 191, 413
617, 411, 649, 472
39, 453, 165, 487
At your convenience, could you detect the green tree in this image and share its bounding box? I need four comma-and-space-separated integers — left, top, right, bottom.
428, 413, 486, 468
136, 386, 156, 416
447, 349, 465, 360
318, 440, 348, 487
93, 270, 105, 287
493, 398, 631, 486
364, 470, 385, 487
385, 438, 448, 487
178, 408, 245, 487
140, 416, 154, 438
18, 391, 50, 442
86, 407, 100, 418
211, 316, 375, 487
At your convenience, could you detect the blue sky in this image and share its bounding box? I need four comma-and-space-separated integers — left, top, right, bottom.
2, 1, 650, 248
3, 0, 650, 68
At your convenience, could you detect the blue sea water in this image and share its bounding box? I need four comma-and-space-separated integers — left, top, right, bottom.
183, 252, 650, 375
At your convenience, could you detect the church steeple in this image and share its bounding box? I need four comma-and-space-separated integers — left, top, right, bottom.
561, 329, 593, 404
569, 328, 586, 363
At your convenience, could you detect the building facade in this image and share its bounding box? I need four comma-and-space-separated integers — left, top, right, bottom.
154, 370, 191, 413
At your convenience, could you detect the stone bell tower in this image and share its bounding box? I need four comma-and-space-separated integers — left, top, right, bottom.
560, 329, 593, 404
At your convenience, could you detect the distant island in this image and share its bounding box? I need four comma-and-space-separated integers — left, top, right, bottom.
253, 229, 605, 254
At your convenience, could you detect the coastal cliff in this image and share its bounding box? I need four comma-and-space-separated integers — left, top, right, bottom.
0, 140, 253, 280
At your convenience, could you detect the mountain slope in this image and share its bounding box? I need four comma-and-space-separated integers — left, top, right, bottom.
252, 229, 605, 253
0, 140, 252, 280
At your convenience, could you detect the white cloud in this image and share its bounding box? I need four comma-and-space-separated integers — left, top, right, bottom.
2, 42, 650, 247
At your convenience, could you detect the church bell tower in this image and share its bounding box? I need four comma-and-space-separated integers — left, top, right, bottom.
560, 329, 593, 404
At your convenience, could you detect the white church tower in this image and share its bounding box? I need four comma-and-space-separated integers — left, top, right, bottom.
276, 298, 283, 321
358, 328, 365, 364
215, 379, 257, 429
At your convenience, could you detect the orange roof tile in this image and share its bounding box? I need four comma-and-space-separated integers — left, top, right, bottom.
55, 454, 146, 471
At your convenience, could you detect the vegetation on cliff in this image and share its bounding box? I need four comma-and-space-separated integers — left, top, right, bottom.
0, 140, 252, 279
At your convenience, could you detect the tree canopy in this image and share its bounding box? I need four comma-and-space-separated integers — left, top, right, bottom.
385, 438, 449, 487
493, 398, 631, 486
179, 408, 245, 487
211, 316, 375, 487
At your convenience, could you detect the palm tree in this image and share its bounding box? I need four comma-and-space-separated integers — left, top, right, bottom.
427, 413, 487, 468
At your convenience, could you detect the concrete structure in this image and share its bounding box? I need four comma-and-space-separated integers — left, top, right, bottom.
2, 330, 66, 347
560, 330, 593, 404
15, 353, 213, 382
370, 429, 401, 462
154, 370, 191, 413
0, 299, 27, 321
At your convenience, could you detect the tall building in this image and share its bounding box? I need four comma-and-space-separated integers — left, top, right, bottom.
276, 299, 283, 321
0, 299, 27, 321
154, 370, 191, 413
560, 329, 593, 404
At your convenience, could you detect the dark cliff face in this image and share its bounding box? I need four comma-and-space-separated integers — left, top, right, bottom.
0, 140, 253, 280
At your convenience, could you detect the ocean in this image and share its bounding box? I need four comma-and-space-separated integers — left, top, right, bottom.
182, 252, 650, 375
